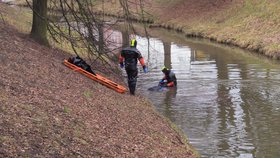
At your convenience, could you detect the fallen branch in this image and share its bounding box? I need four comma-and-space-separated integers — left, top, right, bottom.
0, 12, 5, 24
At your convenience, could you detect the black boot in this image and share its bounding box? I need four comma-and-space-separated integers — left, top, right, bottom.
129, 82, 136, 95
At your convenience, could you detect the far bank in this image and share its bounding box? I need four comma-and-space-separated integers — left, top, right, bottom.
94, 0, 280, 60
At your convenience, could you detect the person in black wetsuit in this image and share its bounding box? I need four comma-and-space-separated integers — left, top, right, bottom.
119, 39, 148, 95
68, 56, 96, 75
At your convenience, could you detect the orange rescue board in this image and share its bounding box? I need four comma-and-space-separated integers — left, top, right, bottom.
63, 60, 127, 94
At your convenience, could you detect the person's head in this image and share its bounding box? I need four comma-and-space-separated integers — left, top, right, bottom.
130, 39, 137, 48
161, 66, 169, 74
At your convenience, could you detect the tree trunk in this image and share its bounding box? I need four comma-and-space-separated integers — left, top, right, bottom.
31, 0, 49, 46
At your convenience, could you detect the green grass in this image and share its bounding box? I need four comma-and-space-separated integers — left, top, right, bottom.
143, 0, 280, 58
63, 106, 70, 113
83, 91, 93, 98
1, 4, 32, 33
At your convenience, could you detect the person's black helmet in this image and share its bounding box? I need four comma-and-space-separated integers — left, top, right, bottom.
130, 39, 137, 47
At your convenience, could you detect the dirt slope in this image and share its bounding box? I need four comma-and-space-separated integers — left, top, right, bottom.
0, 18, 196, 157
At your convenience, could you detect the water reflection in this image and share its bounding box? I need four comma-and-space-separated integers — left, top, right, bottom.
163, 42, 172, 69
106, 29, 280, 158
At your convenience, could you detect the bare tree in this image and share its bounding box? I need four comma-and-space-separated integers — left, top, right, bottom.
47, 0, 121, 72
30, 0, 49, 46
27, 0, 149, 72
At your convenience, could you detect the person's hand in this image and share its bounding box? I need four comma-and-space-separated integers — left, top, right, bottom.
143, 66, 148, 73
158, 79, 165, 87
120, 63, 124, 69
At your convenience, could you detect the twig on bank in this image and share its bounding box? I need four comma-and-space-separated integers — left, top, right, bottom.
0, 12, 6, 24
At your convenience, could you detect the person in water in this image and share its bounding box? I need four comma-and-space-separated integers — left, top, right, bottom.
159, 66, 177, 87
119, 39, 148, 95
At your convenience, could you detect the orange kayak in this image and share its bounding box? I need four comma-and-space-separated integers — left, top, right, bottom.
63, 60, 127, 94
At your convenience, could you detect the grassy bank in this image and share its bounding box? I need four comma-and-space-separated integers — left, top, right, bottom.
95, 0, 280, 59
0, 2, 198, 157
162, 0, 280, 58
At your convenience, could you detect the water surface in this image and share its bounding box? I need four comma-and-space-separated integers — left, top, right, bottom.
110, 29, 280, 158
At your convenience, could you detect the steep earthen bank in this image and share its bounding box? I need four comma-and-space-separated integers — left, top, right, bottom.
0, 3, 198, 157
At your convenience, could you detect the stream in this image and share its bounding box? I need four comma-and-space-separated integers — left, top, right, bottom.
5, 1, 280, 157
111, 28, 280, 158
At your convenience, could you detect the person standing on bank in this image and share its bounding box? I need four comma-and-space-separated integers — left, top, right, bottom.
159, 66, 177, 87
119, 39, 148, 95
